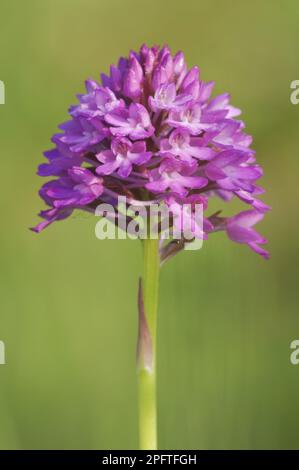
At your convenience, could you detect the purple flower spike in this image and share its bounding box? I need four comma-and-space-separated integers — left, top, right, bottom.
33, 44, 269, 259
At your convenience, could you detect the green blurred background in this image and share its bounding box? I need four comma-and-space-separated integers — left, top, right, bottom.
0, 0, 298, 450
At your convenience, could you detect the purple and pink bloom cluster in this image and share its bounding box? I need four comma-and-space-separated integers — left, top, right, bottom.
33, 44, 270, 258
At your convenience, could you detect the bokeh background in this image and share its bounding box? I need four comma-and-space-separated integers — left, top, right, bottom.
0, 0, 299, 450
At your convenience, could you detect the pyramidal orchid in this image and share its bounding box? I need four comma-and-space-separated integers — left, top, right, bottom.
32, 44, 270, 449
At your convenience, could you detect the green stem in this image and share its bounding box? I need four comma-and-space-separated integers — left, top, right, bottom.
137, 238, 160, 450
